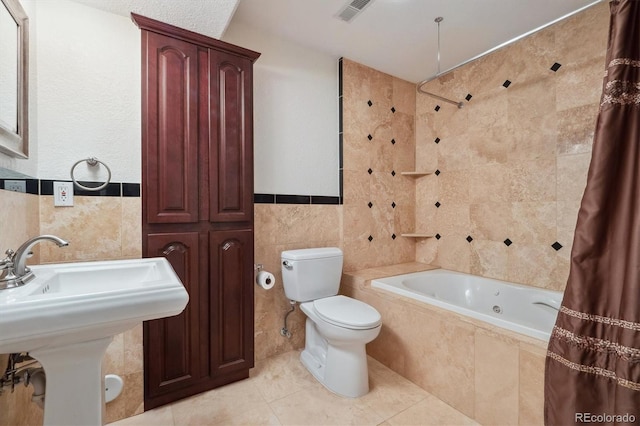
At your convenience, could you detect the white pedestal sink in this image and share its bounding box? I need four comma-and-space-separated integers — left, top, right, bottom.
0, 257, 189, 426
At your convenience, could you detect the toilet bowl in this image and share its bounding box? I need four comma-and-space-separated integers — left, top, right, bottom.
281, 248, 382, 398
299, 296, 381, 397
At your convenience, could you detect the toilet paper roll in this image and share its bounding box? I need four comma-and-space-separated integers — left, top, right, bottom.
256, 270, 275, 290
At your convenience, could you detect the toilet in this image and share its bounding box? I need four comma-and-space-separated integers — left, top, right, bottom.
281, 247, 381, 398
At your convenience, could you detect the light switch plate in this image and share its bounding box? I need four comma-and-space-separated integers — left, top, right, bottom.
54, 181, 74, 206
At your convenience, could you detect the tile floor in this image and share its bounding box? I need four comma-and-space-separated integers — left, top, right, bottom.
110, 350, 477, 426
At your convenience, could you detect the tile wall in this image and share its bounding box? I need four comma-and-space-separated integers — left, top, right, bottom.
253, 204, 342, 360
341, 59, 418, 271
414, 2, 609, 291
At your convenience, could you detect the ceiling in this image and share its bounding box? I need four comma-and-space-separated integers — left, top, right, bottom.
69, 0, 604, 84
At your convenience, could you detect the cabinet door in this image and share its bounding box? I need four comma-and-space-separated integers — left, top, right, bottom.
209, 229, 254, 376
144, 32, 199, 224
209, 50, 254, 223
144, 232, 205, 407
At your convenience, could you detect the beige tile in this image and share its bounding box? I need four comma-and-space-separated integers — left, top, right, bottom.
124, 323, 144, 375
437, 133, 471, 172
437, 171, 469, 204
392, 77, 416, 115
0, 191, 39, 259
123, 372, 145, 418
250, 350, 317, 403
359, 357, 430, 420
171, 378, 271, 425
470, 239, 508, 281
557, 153, 591, 202
39, 196, 123, 263
437, 236, 471, 273
556, 103, 597, 155
519, 349, 546, 425
103, 333, 125, 377
343, 170, 372, 205
506, 113, 557, 163
474, 330, 520, 425
387, 395, 478, 426
404, 314, 476, 418
507, 76, 556, 121
554, 1, 609, 66
121, 198, 142, 258
109, 406, 174, 426
436, 203, 470, 238
508, 159, 556, 203
269, 385, 384, 426
468, 164, 511, 203
510, 202, 557, 246
470, 203, 513, 242
556, 58, 605, 112
507, 243, 558, 289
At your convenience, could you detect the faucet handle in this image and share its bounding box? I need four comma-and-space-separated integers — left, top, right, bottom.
0, 250, 14, 270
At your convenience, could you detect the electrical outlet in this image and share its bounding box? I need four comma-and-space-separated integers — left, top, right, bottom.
53, 181, 74, 207
4, 180, 26, 193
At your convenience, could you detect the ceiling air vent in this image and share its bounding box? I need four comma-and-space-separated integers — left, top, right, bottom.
336, 0, 375, 23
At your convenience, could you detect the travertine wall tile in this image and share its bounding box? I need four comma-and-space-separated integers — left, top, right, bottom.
415, 3, 606, 292
253, 204, 342, 360
519, 348, 546, 425
342, 59, 416, 270
475, 330, 520, 425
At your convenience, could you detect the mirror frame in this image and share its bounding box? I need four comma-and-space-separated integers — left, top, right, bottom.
0, 0, 28, 159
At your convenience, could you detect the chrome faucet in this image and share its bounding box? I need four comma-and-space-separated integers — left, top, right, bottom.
0, 235, 69, 289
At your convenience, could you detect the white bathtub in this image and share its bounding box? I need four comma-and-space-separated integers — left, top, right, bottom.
371, 269, 562, 341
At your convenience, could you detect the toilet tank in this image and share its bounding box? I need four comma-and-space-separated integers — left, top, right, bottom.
281, 247, 343, 302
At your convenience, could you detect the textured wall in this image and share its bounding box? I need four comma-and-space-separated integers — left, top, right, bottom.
415, 2, 609, 291
341, 59, 417, 271
35, 0, 141, 183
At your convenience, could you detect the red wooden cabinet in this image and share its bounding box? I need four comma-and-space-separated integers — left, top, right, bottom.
133, 14, 260, 410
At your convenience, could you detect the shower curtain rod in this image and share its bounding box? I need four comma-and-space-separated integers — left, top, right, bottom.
416, 0, 605, 107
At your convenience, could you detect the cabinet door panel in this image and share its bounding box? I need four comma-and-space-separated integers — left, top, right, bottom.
144, 32, 199, 224
209, 51, 253, 223
145, 232, 202, 401
210, 229, 254, 375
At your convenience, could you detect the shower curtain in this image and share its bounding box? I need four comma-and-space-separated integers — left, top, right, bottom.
545, 0, 640, 424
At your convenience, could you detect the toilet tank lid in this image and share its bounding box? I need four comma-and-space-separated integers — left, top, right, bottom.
281, 247, 342, 261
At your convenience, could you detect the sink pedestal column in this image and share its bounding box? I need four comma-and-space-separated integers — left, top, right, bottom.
31, 337, 113, 426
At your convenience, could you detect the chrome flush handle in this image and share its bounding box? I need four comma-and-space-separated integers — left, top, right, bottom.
282, 260, 293, 270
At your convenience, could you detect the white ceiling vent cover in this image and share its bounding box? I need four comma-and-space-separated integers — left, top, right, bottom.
336, 0, 375, 23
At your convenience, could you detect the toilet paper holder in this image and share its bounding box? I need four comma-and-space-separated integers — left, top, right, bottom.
254, 263, 263, 272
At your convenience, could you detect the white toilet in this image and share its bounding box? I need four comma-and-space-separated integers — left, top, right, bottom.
281, 247, 382, 398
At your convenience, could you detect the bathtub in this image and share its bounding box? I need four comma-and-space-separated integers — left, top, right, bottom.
371, 269, 562, 341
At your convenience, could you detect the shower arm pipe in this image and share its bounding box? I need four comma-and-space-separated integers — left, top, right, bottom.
416, 0, 604, 101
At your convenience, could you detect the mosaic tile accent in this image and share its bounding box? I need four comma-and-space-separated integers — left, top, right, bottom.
504, 238, 513, 247
503, 79, 512, 88
552, 242, 563, 251
551, 62, 562, 72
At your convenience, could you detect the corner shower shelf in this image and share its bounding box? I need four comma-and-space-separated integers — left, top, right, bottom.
401, 233, 434, 238
400, 171, 432, 177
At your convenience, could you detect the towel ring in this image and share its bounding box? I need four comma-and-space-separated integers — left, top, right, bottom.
70, 157, 112, 191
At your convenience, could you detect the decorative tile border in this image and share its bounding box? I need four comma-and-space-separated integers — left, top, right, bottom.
1, 179, 142, 197
254, 194, 341, 205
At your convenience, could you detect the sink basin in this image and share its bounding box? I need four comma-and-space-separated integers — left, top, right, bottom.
0, 257, 188, 426
0, 257, 188, 354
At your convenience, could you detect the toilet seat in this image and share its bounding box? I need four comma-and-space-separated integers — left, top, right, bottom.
312, 295, 381, 330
